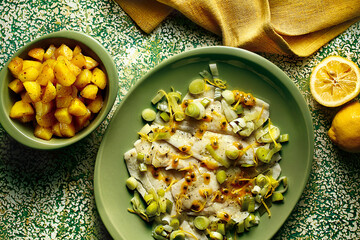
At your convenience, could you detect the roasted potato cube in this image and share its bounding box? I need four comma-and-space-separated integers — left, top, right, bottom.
9, 100, 34, 118
34, 101, 54, 116
23, 81, 41, 102
42, 81, 56, 103
64, 57, 81, 76
54, 107, 72, 124
56, 95, 73, 108
54, 60, 76, 86
55, 44, 73, 60
43, 44, 56, 60
75, 108, 91, 131
21, 91, 32, 103
91, 68, 107, 90
84, 56, 99, 70
8, 57, 23, 78
19, 114, 35, 123
74, 69, 92, 89
60, 122, 76, 137
28, 48, 45, 61
71, 53, 86, 68
87, 94, 103, 113
80, 84, 98, 100
18, 67, 40, 82
37, 64, 55, 86
73, 45, 82, 56
43, 59, 57, 70
8, 79, 24, 93
68, 98, 87, 116
34, 125, 53, 140
52, 122, 62, 137
36, 111, 56, 128
56, 83, 72, 97
22, 60, 42, 71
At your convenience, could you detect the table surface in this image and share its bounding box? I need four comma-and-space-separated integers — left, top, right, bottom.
0, 1, 359, 239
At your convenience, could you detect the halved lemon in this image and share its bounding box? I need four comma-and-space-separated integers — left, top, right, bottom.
310, 56, 360, 107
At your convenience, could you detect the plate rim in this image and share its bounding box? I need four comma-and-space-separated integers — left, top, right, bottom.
94, 46, 314, 240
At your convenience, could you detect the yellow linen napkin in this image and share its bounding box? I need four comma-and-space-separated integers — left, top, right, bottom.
114, 0, 360, 57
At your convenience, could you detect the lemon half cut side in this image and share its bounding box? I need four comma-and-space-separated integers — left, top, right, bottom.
310, 56, 360, 107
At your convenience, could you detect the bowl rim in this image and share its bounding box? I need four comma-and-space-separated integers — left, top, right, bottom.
0, 30, 119, 150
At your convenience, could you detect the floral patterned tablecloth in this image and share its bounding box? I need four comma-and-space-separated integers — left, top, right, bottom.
0, 1, 359, 239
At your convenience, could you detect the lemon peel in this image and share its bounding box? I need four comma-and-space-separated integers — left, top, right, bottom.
328, 101, 360, 152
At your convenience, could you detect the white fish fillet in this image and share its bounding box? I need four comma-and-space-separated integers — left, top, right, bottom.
124, 82, 287, 239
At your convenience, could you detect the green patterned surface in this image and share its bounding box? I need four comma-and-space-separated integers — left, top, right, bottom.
0, 0, 359, 239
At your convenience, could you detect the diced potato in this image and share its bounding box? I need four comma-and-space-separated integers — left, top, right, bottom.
80, 84, 98, 100
84, 56, 99, 70
22, 60, 42, 71
52, 122, 62, 137
9, 100, 34, 118
74, 69, 92, 89
8, 79, 24, 93
8, 57, 23, 78
42, 81, 56, 103
21, 91, 32, 103
43, 44, 56, 60
54, 107, 72, 124
43, 59, 57, 70
87, 94, 103, 113
34, 101, 54, 116
19, 114, 35, 123
56, 83, 72, 97
71, 53, 86, 68
37, 64, 55, 86
7, 43, 107, 140
63, 57, 81, 76
73, 45, 82, 56
36, 111, 56, 128
68, 98, 87, 116
28, 48, 45, 61
55, 44, 73, 60
53, 60, 76, 86
23, 81, 41, 102
75, 108, 91, 131
56, 95, 73, 108
34, 125, 53, 140
91, 68, 107, 90
59, 122, 76, 137
18, 67, 40, 82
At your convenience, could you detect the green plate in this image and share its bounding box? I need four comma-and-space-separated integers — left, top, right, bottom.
94, 46, 314, 240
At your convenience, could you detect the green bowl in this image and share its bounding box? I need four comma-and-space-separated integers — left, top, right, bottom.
0, 30, 118, 149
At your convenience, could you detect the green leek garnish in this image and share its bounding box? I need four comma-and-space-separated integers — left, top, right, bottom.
206, 144, 230, 168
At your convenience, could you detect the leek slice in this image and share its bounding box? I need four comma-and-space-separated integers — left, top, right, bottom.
151, 90, 165, 104
256, 143, 282, 163
206, 144, 230, 168
222, 90, 235, 104
142, 108, 156, 122
214, 88, 222, 101
255, 124, 280, 143
221, 99, 238, 122
194, 216, 210, 230
189, 79, 205, 95
185, 101, 205, 120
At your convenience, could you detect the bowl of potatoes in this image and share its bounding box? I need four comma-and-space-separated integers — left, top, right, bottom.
0, 30, 118, 149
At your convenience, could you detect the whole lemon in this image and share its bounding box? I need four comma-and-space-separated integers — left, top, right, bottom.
328, 101, 360, 152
